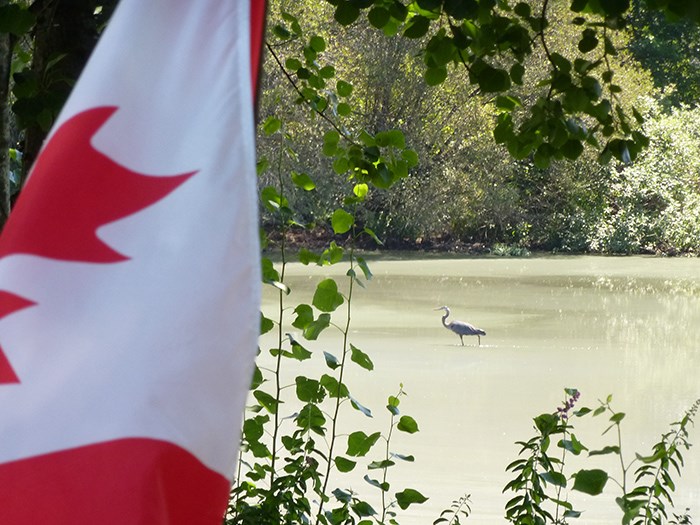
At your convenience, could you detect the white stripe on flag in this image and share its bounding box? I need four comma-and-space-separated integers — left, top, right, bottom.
0, 0, 264, 522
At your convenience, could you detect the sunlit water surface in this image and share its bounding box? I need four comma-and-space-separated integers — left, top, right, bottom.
258, 255, 700, 524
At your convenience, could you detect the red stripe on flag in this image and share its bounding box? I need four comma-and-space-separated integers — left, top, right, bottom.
250, 0, 266, 96
0, 291, 35, 383
0, 438, 231, 524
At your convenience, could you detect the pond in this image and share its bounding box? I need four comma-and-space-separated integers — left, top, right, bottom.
258, 254, 700, 524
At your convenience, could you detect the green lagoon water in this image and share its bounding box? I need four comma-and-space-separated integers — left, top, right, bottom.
258, 255, 700, 523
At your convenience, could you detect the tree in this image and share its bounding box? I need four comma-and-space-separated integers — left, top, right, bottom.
628, 2, 700, 106
2, 0, 700, 238
0, 0, 117, 229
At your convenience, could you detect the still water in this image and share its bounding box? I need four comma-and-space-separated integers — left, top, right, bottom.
259, 255, 700, 523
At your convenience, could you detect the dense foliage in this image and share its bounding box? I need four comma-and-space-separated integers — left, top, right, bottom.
1, 1, 699, 253
256, 0, 700, 254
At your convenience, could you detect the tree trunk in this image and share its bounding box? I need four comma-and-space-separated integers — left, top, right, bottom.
19, 0, 102, 187
0, 0, 12, 231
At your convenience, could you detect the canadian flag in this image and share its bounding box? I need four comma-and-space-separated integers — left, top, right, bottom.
0, 1, 265, 523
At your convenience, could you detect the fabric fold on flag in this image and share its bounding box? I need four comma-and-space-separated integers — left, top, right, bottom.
0, 0, 266, 522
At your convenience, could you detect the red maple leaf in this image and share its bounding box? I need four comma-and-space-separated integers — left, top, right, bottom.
0, 291, 35, 384
0, 106, 195, 263
0, 106, 196, 383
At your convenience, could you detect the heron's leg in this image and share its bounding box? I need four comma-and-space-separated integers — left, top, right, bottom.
477, 335, 481, 346
460, 335, 464, 346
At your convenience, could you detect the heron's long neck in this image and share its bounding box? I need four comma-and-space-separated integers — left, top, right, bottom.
441, 312, 449, 327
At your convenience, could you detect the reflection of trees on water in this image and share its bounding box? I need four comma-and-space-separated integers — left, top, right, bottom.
589, 276, 700, 412
591, 276, 700, 348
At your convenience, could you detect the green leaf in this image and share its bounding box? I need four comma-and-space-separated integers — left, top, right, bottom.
589, 446, 620, 456
368, 6, 391, 28
0, 4, 36, 36
333, 488, 352, 503
304, 313, 331, 340
335, 456, 357, 472
250, 365, 264, 390
534, 143, 552, 169
285, 57, 302, 71
335, 2, 361, 25
321, 374, 349, 398
296, 403, 326, 434
323, 141, 339, 157
425, 66, 448, 86
290, 340, 312, 361
609, 412, 625, 423
391, 453, 415, 462
321, 242, 344, 265
578, 29, 599, 53
325, 128, 340, 144
534, 413, 558, 434
416, 0, 442, 10
635, 449, 666, 464
291, 171, 316, 191
403, 15, 430, 38
262, 116, 281, 135
395, 488, 428, 510
319, 65, 336, 78
292, 304, 314, 329
336, 102, 352, 116
272, 24, 291, 40
495, 96, 522, 111
313, 278, 344, 312
243, 415, 266, 443
333, 155, 349, 174
363, 227, 383, 245
351, 501, 376, 517
368, 459, 395, 470
260, 185, 287, 212
558, 434, 587, 455
260, 314, 273, 335
364, 474, 390, 491
299, 248, 321, 265
331, 208, 354, 234
564, 88, 590, 112
402, 148, 419, 167
309, 35, 326, 52
389, 2, 408, 21
572, 469, 608, 495
350, 395, 373, 417
562, 139, 584, 160
337, 80, 353, 97
347, 431, 381, 457
254, 390, 280, 414
397, 415, 419, 434
356, 257, 373, 280
353, 183, 369, 200
385, 129, 406, 148
476, 65, 511, 92
601, 0, 630, 17
323, 351, 341, 370
540, 470, 567, 487
510, 63, 525, 84
351, 344, 374, 370
295, 376, 325, 403
267, 280, 290, 295
256, 157, 269, 176
261, 257, 279, 282
514, 2, 531, 17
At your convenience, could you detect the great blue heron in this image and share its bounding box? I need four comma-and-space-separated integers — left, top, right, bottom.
435, 306, 486, 346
